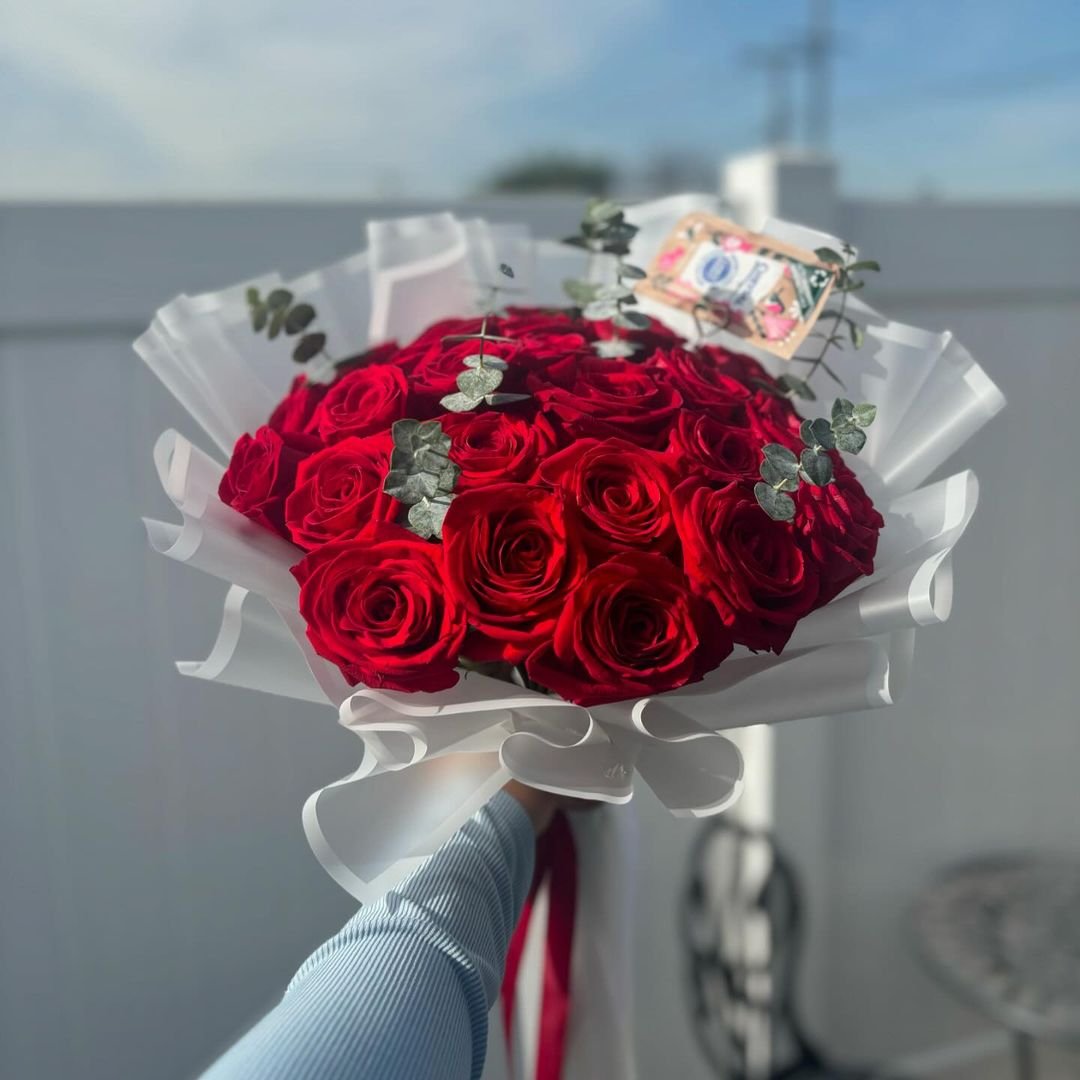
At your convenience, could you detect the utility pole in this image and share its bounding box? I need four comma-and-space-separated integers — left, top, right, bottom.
745, 44, 797, 148
800, 0, 835, 148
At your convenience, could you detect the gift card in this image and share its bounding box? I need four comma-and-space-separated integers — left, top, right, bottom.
637, 212, 837, 359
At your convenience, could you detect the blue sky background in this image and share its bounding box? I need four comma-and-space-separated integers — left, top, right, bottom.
3, 0, 1079, 200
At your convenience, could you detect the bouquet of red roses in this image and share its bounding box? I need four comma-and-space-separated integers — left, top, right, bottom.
138, 196, 1003, 901
219, 303, 883, 710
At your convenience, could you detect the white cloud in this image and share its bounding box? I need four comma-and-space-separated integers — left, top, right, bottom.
1, 0, 656, 198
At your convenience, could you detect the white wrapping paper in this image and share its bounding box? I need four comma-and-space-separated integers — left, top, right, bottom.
136, 198, 1003, 1079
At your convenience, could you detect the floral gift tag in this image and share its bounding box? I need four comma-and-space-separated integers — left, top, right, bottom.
637, 212, 836, 359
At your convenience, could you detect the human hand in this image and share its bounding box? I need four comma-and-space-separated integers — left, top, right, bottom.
503, 779, 602, 835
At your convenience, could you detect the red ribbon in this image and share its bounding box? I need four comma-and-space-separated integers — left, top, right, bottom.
501, 811, 578, 1080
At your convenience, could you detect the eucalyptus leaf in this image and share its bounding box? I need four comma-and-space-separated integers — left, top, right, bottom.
618, 263, 647, 280
760, 460, 799, 491
852, 402, 877, 427
292, 332, 326, 363
440, 391, 478, 413
847, 260, 881, 273
755, 482, 796, 522
563, 278, 599, 306
266, 288, 293, 310
833, 427, 867, 454
585, 199, 622, 224
499, 263, 515, 279
800, 417, 835, 450
457, 366, 503, 398
850, 322, 865, 349
831, 398, 855, 426
814, 247, 845, 266
561, 235, 592, 250
611, 309, 651, 330
484, 392, 531, 406
407, 497, 453, 540
762, 443, 800, 479
284, 303, 316, 335
250, 304, 268, 332
593, 338, 638, 358
799, 448, 834, 486
596, 283, 635, 302
245, 287, 261, 306
583, 300, 619, 321
268, 307, 287, 340
462, 354, 508, 371
777, 374, 817, 401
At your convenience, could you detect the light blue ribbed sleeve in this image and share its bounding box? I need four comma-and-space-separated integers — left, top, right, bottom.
201, 790, 536, 1080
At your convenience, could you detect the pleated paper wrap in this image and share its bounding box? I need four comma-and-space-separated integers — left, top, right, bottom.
136, 194, 1003, 900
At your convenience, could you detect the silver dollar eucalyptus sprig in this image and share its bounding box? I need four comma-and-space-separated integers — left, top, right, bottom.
440, 264, 530, 413
245, 287, 332, 373
383, 419, 460, 539
753, 398, 877, 521
752, 243, 881, 520
561, 200, 651, 359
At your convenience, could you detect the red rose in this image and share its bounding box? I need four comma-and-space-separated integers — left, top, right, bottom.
284, 434, 397, 550
652, 345, 752, 417
218, 425, 316, 539
748, 389, 803, 445
531, 354, 682, 448
269, 374, 328, 436
591, 316, 683, 353
525, 552, 732, 707
310, 362, 409, 442
667, 411, 762, 483
291, 524, 465, 692
440, 409, 557, 491
442, 483, 587, 664
673, 479, 820, 653
794, 456, 884, 602
540, 437, 679, 555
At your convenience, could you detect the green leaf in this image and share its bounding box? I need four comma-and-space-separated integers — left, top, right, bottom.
799, 448, 834, 486
462, 354, 508, 371
852, 402, 877, 427
617, 263, 647, 280
815, 247, 845, 266
596, 283, 635, 302
800, 417, 835, 450
850, 321, 865, 349
831, 398, 855, 427
762, 443, 800, 480
484, 392, 531, 406
440, 391, 478, 413
777, 374, 817, 401
593, 338, 638, 358
760, 460, 799, 491
284, 303, 316, 335
266, 288, 293, 310
250, 304, 268, 332
611, 309, 651, 330
268, 307, 287, 340
562, 279, 599, 306
561, 235, 592, 250
384, 421, 459, 505
833, 427, 867, 454
754, 482, 796, 521
499, 262, 515, 279
847, 260, 881, 273
583, 300, 618, 321
457, 366, 503, 398
292, 332, 326, 363
245, 286, 261, 306
407, 496, 453, 540
585, 199, 622, 224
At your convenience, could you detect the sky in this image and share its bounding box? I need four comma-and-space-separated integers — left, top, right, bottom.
2, 0, 1080, 201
